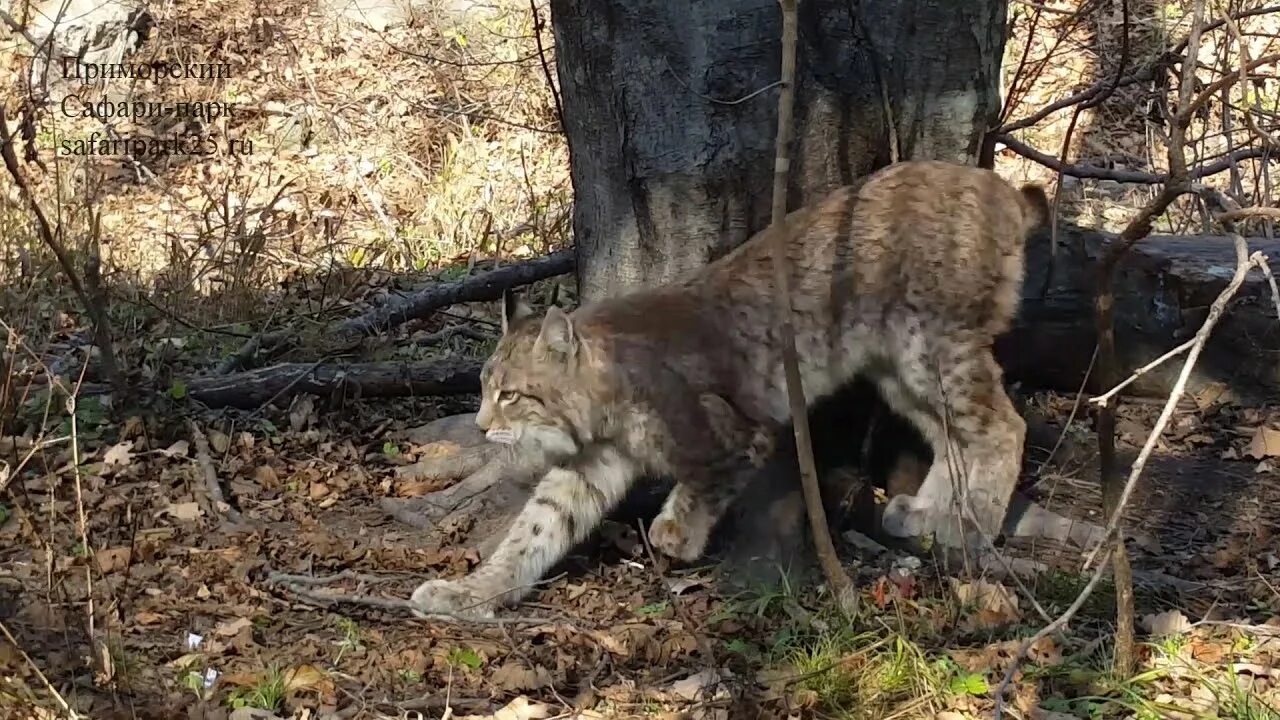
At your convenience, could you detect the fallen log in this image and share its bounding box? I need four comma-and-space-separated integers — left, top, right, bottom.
217, 250, 574, 374
335, 250, 575, 340
1001, 226, 1280, 402
187, 357, 482, 409
178, 224, 1280, 411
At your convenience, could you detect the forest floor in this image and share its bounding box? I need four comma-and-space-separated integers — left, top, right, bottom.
2, 285, 1279, 719
3, 0, 1280, 718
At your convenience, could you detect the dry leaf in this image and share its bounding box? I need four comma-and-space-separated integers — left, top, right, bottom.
214, 617, 253, 637
1141, 609, 1191, 636
456, 696, 551, 720
1247, 427, 1280, 459
209, 430, 231, 454
160, 440, 190, 458
667, 577, 706, 596
282, 664, 329, 692
103, 441, 135, 468
950, 578, 1021, 629
1189, 638, 1228, 663
95, 546, 132, 573
490, 660, 553, 691
161, 502, 202, 521
669, 669, 727, 702
134, 611, 165, 625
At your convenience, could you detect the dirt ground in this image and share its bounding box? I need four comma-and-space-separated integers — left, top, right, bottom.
2, 383, 1278, 720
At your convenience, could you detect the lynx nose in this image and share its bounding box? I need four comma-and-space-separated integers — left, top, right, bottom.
475, 400, 493, 430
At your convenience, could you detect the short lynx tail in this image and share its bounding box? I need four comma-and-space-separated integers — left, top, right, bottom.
1018, 183, 1052, 228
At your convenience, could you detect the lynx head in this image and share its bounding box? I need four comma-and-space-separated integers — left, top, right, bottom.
474, 289, 605, 462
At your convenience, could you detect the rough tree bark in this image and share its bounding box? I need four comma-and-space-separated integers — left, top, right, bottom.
549, 0, 1006, 300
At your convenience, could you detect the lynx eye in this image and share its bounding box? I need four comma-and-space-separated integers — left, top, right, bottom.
498, 390, 521, 404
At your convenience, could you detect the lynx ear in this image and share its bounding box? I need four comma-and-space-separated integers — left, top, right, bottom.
501, 289, 534, 335
534, 305, 576, 357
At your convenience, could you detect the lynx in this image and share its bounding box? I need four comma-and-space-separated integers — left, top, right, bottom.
411, 160, 1049, 618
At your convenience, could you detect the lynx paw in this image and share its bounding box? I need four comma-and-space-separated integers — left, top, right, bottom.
881, 494, 939, 538
648, 515, 705, 563
964, 490, 1008, 541
409, 579, 495, 620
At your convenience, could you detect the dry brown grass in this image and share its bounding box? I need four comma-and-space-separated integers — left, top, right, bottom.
1, 0, 568, 329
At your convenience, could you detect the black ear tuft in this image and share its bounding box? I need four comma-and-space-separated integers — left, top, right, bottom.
501, 289, 535, 334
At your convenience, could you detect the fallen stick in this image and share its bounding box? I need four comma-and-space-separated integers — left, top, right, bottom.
188, 420, 244, 525
335, 250, 574, 339
187, 357, 482, 409
217, 249, 574, 373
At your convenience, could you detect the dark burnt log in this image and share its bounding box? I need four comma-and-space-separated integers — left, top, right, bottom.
187, 358, 482, 409
1002, 226, 1280, 403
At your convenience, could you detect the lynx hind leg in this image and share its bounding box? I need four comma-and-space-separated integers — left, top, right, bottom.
878, 347, 1026, 547
649, 482, 705, 562
649, 471, 756, 563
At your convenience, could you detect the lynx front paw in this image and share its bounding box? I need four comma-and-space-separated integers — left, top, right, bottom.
409, 579, 495, 619
881, 494, 939, 538
648, 515, 705, 563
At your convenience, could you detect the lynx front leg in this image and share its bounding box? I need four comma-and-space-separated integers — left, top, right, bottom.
410, 447, 638, 618
648, 473, 754, 563
649, 393, 773, 562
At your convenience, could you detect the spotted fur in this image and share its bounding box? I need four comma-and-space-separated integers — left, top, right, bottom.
411, 160, 1048, 618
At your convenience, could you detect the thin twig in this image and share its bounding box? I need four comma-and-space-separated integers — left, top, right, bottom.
992, 547, 1114, 719
662, 56, 783, 106
1090, 338, 1195, 407
67, 360, 96, 664
267, 574, 578, 627
1218, 207, 1280, 225
0, 620, 83, 719
767, 0, 858, 614
996, 135, 1270, 184
528, 0, 564, 130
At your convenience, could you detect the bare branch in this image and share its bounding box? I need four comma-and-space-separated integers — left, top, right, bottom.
995, 134, 1271, 184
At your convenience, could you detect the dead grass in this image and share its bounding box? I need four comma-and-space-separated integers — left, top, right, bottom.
2, 0, 568, 330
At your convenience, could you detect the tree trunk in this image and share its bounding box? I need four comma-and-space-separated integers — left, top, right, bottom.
549, 0, 1006, 300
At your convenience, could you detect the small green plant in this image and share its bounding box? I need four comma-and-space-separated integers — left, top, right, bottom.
636, 601, 668, 617
382, 441, 400, 457
724, 637, 761, 661
333, 617, 363, 664
446, 647, 483, 672
397, 669, 423, 684
225, 665, 287, 711
180, 669, 206, 700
